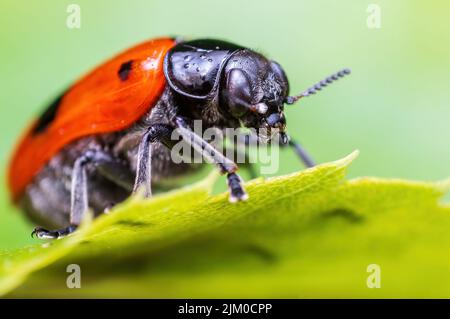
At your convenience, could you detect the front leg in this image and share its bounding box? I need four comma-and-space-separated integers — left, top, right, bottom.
175, 118, 248, 202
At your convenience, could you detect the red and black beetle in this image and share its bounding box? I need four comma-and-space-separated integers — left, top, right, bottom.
7, 37, 350, 238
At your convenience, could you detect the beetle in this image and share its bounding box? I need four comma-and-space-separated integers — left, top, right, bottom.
7, 37, 350, 239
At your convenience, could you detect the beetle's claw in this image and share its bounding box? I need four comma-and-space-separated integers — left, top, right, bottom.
31, 227, 60, 239
227, 172, 249, 203
31, 225, 77, 239
229, 189, 249, 203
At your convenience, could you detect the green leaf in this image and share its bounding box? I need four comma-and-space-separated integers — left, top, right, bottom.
1, 150, 449, 298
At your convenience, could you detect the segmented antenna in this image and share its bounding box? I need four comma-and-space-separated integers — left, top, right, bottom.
285, 68, 351, 105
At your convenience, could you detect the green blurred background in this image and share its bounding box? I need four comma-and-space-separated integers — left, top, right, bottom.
0, 0, 449, 250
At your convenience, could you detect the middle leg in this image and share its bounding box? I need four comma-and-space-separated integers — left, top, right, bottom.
175, 117, 248, 202
134, 121, 248, 202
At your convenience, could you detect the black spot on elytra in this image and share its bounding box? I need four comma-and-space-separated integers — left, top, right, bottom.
118, 60, 133, 81
32, 93, 64, 134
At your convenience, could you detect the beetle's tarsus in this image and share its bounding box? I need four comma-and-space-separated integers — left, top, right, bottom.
227, 172, 248, 203
288, 139, 316, 168
31, 225, 77, 239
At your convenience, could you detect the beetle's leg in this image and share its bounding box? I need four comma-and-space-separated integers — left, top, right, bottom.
287, 138, 316, 168
94, 154, 135, 192
31, 150, 119, 239
236, 132, 316, 168
31, 225, 78, 239
133, 124, 174, 198
175, 117, 248, 202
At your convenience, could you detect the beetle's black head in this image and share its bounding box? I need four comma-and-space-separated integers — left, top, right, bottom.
220, 50, 289, 142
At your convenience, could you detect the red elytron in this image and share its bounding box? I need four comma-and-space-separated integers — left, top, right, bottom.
8, 38, 176, 202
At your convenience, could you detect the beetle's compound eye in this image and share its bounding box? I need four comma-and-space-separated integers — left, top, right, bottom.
225, 68, 253, 117
269, 60, 289, 95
